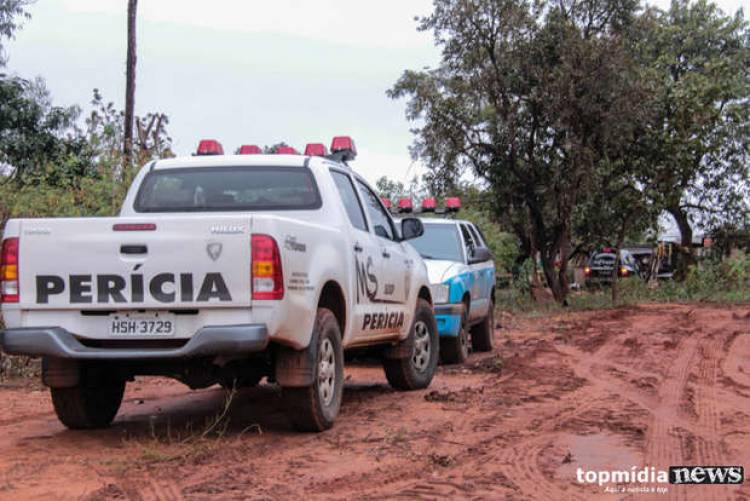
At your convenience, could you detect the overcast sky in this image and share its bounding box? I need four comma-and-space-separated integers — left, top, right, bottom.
5, 0, 746, 188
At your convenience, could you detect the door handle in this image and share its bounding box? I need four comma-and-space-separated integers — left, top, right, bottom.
354, 243, 363, 253
382, 251, 391, 259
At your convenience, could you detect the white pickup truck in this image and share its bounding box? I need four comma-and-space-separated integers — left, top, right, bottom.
0, 137, 439, 432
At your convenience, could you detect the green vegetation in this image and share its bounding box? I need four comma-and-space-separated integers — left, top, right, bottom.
390, 0, 750, 304
497, 254, 750, 314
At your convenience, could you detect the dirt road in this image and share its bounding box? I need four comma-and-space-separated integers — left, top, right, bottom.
0, 303, 748, 500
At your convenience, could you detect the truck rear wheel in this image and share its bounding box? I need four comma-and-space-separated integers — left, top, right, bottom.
50, 375, 125, 430
440, 309, 469, 364
471, 298, 495, 352
383, 299, 438, 390
282, 308, 343, 432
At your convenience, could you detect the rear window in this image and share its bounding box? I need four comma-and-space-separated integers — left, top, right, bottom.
134, 166, 321, 212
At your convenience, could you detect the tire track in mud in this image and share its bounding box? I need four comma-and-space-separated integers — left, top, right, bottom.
131, 474, 184, 501
643, 328, 702, 501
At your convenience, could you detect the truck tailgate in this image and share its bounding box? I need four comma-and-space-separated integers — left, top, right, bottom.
16, 216, 251, 309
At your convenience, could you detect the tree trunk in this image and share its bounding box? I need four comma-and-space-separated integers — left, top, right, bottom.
123, 0, 138, 170
667, 205, 695, 280
540, 251, 566, 304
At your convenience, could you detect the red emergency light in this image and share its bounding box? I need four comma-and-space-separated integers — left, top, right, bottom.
330, 136, 357, 162
381, 198, 392, 209
239, 144, 262, 155
397, 197, 413, 213
196, 139, 224, 156
445, 197, 461, 212
275, 146, 299, 155
304, 143, 328, 157
421, 197, 437, 212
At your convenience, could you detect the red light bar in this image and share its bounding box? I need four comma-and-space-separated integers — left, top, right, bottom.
304, 143, 328, 157
445, 197, 461, 212
421, 197, 437, 212
397, 197, 413, 213
239, 144, 262, 155
196, 139, 224, 156
381, 197, 392, 209
113, 223, 157, 231
330, 136, 357, 162
275, 146, 299, 155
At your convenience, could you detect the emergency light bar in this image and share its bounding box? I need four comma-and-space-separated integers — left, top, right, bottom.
397, 198, 413, 213
275, 146, 299, 155
445, 197, 461, 212
421, 197, 437, 212
239, 144, 262, 155
304, 143, 328, 157
196, 139, 224, 156
329, 136, 357, 163
384, 196, 462, 215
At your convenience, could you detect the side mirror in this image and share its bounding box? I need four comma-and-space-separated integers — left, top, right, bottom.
468, 247, 492, 264
400, 217, 424, 241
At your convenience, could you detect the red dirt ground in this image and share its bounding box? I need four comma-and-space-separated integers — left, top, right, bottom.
0, 303, 748, 500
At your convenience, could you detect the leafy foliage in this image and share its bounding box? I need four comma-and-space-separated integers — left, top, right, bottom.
390, 0, 652, 303
0, 0, 32, 66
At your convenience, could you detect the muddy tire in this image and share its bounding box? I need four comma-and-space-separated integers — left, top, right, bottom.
282, 308, 343, 432
383, 299, 439, 390
471, 298, 495, 352
50, 377, 125, 430
440, 309, 469, 364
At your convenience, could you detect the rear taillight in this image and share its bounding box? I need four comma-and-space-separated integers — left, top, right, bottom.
252, 234, 284, 300
1, 237, 19, 303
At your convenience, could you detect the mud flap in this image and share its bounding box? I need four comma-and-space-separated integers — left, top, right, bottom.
383, 334, 414, 360
42, 357, 81, 388
275, 344, 316, 387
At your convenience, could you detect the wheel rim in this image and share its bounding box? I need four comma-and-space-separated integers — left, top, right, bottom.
318, 338, 336, 406
412, 320, 431, 372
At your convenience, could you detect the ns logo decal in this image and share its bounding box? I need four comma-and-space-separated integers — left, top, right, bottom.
355, 255, 378, 303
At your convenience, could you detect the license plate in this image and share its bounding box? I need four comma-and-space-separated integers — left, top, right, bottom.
109, 313, 176, 336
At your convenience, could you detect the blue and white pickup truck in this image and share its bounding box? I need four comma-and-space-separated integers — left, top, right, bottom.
407, 218, 496, 363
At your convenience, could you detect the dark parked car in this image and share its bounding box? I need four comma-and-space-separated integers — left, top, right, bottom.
584, 249, 641, 286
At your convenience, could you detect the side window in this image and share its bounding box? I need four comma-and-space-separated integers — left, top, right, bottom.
331, 170, 367, 231
468, 224, 485, 248
356, 180, 396, 240
460, 224, 476, 251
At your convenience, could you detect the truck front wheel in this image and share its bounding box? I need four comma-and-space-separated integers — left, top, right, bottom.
282, 308, 344, 432
50, 374, 125, 430
383, 299, 439, 390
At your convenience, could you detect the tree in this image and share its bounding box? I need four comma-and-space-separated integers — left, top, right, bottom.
390, 0, 650, 303
636, 0, 750, 275
0, 0, 32, 66
375, 176, 405, 200
0, 75, 88, 183
123, 0, 138, 168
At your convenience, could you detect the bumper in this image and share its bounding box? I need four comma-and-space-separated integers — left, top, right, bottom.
434, 304, 463, 337
0, 324, 269, 360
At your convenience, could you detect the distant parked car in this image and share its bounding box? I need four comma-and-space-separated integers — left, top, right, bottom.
584, 248, 641, 286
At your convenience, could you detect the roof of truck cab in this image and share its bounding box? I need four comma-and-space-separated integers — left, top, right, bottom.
419, 218, 472, 226
150, 154, 318, 170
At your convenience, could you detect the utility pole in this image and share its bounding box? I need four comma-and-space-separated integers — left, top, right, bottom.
123, 0, 137, 171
